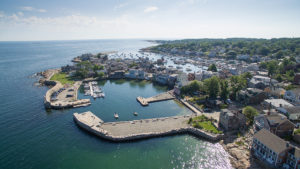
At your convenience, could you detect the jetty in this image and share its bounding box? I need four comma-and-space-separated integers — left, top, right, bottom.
73, 111, 223, 142
136, 91, 175, 106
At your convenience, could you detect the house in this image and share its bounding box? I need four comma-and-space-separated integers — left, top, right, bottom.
237, 54, 250, 61
249, 75, 278, 90
252, 129, 290, 167
294, 73, 300, 85
125, 69, 137, 79
263, 99, 294, 115
284, 106, 300, 121
284, 88, 300, 106
219, 109, 246, 131
109, 70, 125, 79
188, 73, 195, 81
153, 73, 169, 85
238, 88, 268, 105
283, 147, 300, 169
254, 113, 295, 138
174, 73, 189, 95
264, 87, 286, 98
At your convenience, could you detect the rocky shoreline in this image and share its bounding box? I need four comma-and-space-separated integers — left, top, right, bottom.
220, 129, 263, 169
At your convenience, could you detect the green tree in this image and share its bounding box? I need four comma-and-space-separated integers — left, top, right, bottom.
229, 75, 247, 100
267, 60, 278, 78
242, 106, 259, 125
220, 80, 229, 101
204, 76, 219, 99
208, 64, 217, 72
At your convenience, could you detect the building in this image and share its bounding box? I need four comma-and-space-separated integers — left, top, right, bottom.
238, 88, 268, 105
249, 75, 278, 90
254, 113, 294, 138
284, 88, 300, 106
252, 129, 290, 167
263, 99, 294, 115
284, 147, 300, 169
294, 73, 300, 85
219, 109, 246, 131
284, 106, 300, 121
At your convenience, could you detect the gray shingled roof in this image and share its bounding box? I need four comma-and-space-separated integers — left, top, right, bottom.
266, 114, 287, 125
253, 128, 288, 154
285, 106, 300, 115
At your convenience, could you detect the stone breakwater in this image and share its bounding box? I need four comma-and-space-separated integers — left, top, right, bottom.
73, 111, 224, 142
136, 91, 175, 106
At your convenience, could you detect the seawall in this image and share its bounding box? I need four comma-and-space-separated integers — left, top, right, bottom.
73, 111, 223, 142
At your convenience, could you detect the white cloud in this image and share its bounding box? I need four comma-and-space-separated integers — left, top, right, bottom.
20, 6, 34, 11
144, 6, 158, 13
20, 6, 47, 13
114, 3, 128, 10
17, 12, 24, 16
0, 11, 4, 18
37, 9, 47, 13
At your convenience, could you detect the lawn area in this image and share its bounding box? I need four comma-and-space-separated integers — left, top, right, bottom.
188, 115, 222, 134
50, 72, 74, 85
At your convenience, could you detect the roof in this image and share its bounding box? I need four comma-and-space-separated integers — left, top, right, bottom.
266, 114, 287, 125
253, 128, 288, 154
265, 99, 294, 108
284, 106, 300, 114
290, 88, 300, 95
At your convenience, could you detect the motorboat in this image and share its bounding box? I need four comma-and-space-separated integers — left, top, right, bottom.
133, 112, 138, 116
114, 113, 119, 119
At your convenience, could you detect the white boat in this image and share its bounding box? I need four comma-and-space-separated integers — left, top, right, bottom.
133, 112, 138, 116
114, 113, 119, 119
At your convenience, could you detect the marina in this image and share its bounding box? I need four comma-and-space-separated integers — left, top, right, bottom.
84, 81, 105, 99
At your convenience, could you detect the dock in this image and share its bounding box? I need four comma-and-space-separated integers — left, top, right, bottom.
73, 111, 223, 142
136, 91, 175, 106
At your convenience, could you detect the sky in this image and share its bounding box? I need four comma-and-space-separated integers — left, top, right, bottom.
0, 0, 300, 41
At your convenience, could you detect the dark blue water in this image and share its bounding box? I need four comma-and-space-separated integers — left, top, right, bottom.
0, 39, 231, 169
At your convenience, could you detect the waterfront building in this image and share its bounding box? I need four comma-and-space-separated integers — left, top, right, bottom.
252, 129, 290, 167
219, 109, 246, 131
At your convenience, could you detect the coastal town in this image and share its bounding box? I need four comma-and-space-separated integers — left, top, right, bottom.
38, 38, 300, 169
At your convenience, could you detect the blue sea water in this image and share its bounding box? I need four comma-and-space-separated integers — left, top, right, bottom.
0, 39, 231, 169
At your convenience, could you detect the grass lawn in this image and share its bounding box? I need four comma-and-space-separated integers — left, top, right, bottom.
188, 115, 222, 134
50, 72, 74, 85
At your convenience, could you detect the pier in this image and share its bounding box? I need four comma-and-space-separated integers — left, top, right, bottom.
73, 111, 223, 142
136, 91, 175, 106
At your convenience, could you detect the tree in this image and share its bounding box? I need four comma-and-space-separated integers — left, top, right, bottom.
180, 80, 202, 95
220, 80, 229, 101
229, 75, 247, 100
208, 64, 217, 72
97, 72, 105, 78
204, 76, 219, 99
267, 60, 278, 78
242, 106, 259, 125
